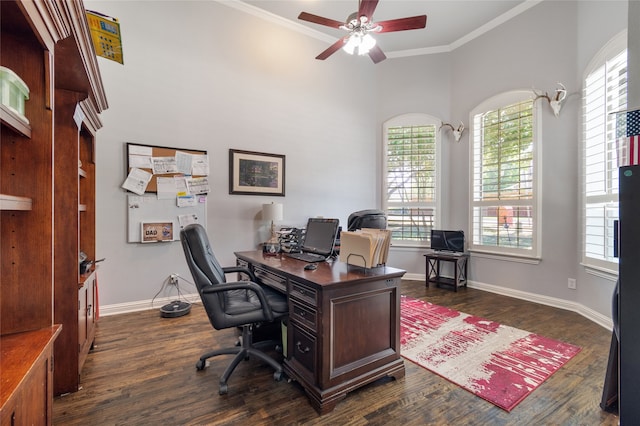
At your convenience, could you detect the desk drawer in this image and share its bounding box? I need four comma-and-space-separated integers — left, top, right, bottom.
291, 301, 317, 331
289, 323, 317, 380
290, 281, 317, 307
254, 266, 287, 293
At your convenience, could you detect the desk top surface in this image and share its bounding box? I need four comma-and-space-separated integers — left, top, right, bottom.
424, 251, 469, 259
235, 250, 405, 286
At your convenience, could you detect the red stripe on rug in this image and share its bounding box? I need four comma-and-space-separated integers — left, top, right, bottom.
400, 295, 581, 412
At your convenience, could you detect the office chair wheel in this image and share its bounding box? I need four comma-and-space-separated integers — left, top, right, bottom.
219, 383, 228, 395
196, 359, 206, 370
273, 371, 283, 382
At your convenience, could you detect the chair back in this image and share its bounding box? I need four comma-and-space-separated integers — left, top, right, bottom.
180, 224, 231, 328
180, 224, 227, 288
347, 209, 387, 231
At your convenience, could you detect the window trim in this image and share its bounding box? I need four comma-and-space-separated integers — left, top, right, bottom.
382, 113, 442, 248
580, 29, 627, 274
468, 90, 542, 259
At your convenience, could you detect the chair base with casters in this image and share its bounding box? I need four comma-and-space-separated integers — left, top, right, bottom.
179, 223, 289, 396
196, 322, 284, 395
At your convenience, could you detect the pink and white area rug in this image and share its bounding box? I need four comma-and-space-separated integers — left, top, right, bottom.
400, 296, 581, 412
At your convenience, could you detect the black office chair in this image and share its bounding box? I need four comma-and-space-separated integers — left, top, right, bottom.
347, 209, 387, 231
180, 223, 288, 395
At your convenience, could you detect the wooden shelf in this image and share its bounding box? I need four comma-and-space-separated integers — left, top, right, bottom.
0, 104, 31, 138
0, 194, 32, 211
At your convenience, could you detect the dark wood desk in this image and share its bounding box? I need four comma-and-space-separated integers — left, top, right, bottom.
235, 251, 406, 414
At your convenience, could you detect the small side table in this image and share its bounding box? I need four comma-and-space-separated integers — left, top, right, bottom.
424, 252, 469, 292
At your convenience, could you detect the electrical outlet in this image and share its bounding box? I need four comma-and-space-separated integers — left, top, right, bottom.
170, 274, 179, 285
568, 278, 577, 289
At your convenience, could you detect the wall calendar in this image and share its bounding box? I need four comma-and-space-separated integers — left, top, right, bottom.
86, 10, 124, 64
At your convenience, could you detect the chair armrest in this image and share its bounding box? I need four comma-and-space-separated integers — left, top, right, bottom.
201, 281, 274, 321
222, 265, 257, 282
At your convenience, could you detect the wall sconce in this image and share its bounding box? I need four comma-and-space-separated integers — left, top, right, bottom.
533, 82, 567, 117
440, 121, 465, 142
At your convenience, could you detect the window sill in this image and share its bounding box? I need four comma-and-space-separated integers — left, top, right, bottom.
390, 243, 429, 250
468, 249, 541, 264
581, 263, 618, 281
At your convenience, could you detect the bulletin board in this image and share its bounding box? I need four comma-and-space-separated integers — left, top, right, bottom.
123, 143, 209, 243
125, 142, 208, 193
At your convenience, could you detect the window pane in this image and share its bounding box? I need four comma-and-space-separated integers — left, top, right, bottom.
472, 205, 533, 249
387, 207, 435, 242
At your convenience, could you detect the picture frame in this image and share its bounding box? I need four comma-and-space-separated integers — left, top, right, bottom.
141, 221, 174, 243
229, 149, 285, 196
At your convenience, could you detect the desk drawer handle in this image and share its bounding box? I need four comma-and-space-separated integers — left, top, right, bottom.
298, 310, 306, 317
296, 341, 310, 353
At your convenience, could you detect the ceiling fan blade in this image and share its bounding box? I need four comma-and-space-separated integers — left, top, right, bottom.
358, 0, 379, 20
376, 15, 427, 33
368, 45, 386, 64
316, 37, 347, 60
298, 12, 345, 29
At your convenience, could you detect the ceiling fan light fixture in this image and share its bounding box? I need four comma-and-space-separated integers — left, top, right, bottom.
342, 32, 376, 56
342, 33, 359, 55
359, 33, 376, 54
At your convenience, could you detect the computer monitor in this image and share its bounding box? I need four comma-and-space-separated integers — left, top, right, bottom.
301, 218, 340, 256
430, 229, 465, 253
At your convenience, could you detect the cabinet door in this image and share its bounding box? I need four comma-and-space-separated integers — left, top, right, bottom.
79, 284, 88, 352
0, 354, 50, 426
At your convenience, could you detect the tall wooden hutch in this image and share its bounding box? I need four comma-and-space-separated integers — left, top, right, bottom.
1, 0, 107, 423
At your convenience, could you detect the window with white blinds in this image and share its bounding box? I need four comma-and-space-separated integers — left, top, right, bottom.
582, 32, 627, 271
470, 92, 540, 257
383, 113, 440, 246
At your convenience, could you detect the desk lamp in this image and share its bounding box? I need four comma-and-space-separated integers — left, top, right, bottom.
262, 202, 283, 254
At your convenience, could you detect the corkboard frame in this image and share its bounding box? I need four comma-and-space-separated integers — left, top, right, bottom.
125, 142, 208, 193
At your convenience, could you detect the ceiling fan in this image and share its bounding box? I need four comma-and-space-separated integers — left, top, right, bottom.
298, 0, 427, 64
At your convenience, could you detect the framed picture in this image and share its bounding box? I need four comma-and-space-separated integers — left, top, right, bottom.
229, 149, 285, 196
141, 222, 174, 243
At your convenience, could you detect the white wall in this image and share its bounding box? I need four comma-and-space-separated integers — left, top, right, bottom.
89, 0, 629, 321
89, 0, 379, 306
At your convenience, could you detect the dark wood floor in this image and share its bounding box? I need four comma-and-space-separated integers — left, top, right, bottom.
53, 280, 619, 425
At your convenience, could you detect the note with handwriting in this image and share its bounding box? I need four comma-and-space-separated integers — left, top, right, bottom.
122, 167, 152, 195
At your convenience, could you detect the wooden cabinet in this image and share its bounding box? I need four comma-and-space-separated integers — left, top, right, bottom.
53, 89, 102, 395
78, 272, 97, 370
0, 0, 107, 418
0, 327, 61, 426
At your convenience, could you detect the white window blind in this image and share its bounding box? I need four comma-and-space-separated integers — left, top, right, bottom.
582, 41, 627, 270
470, 94, 538, 256
383, 114, 439, 246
